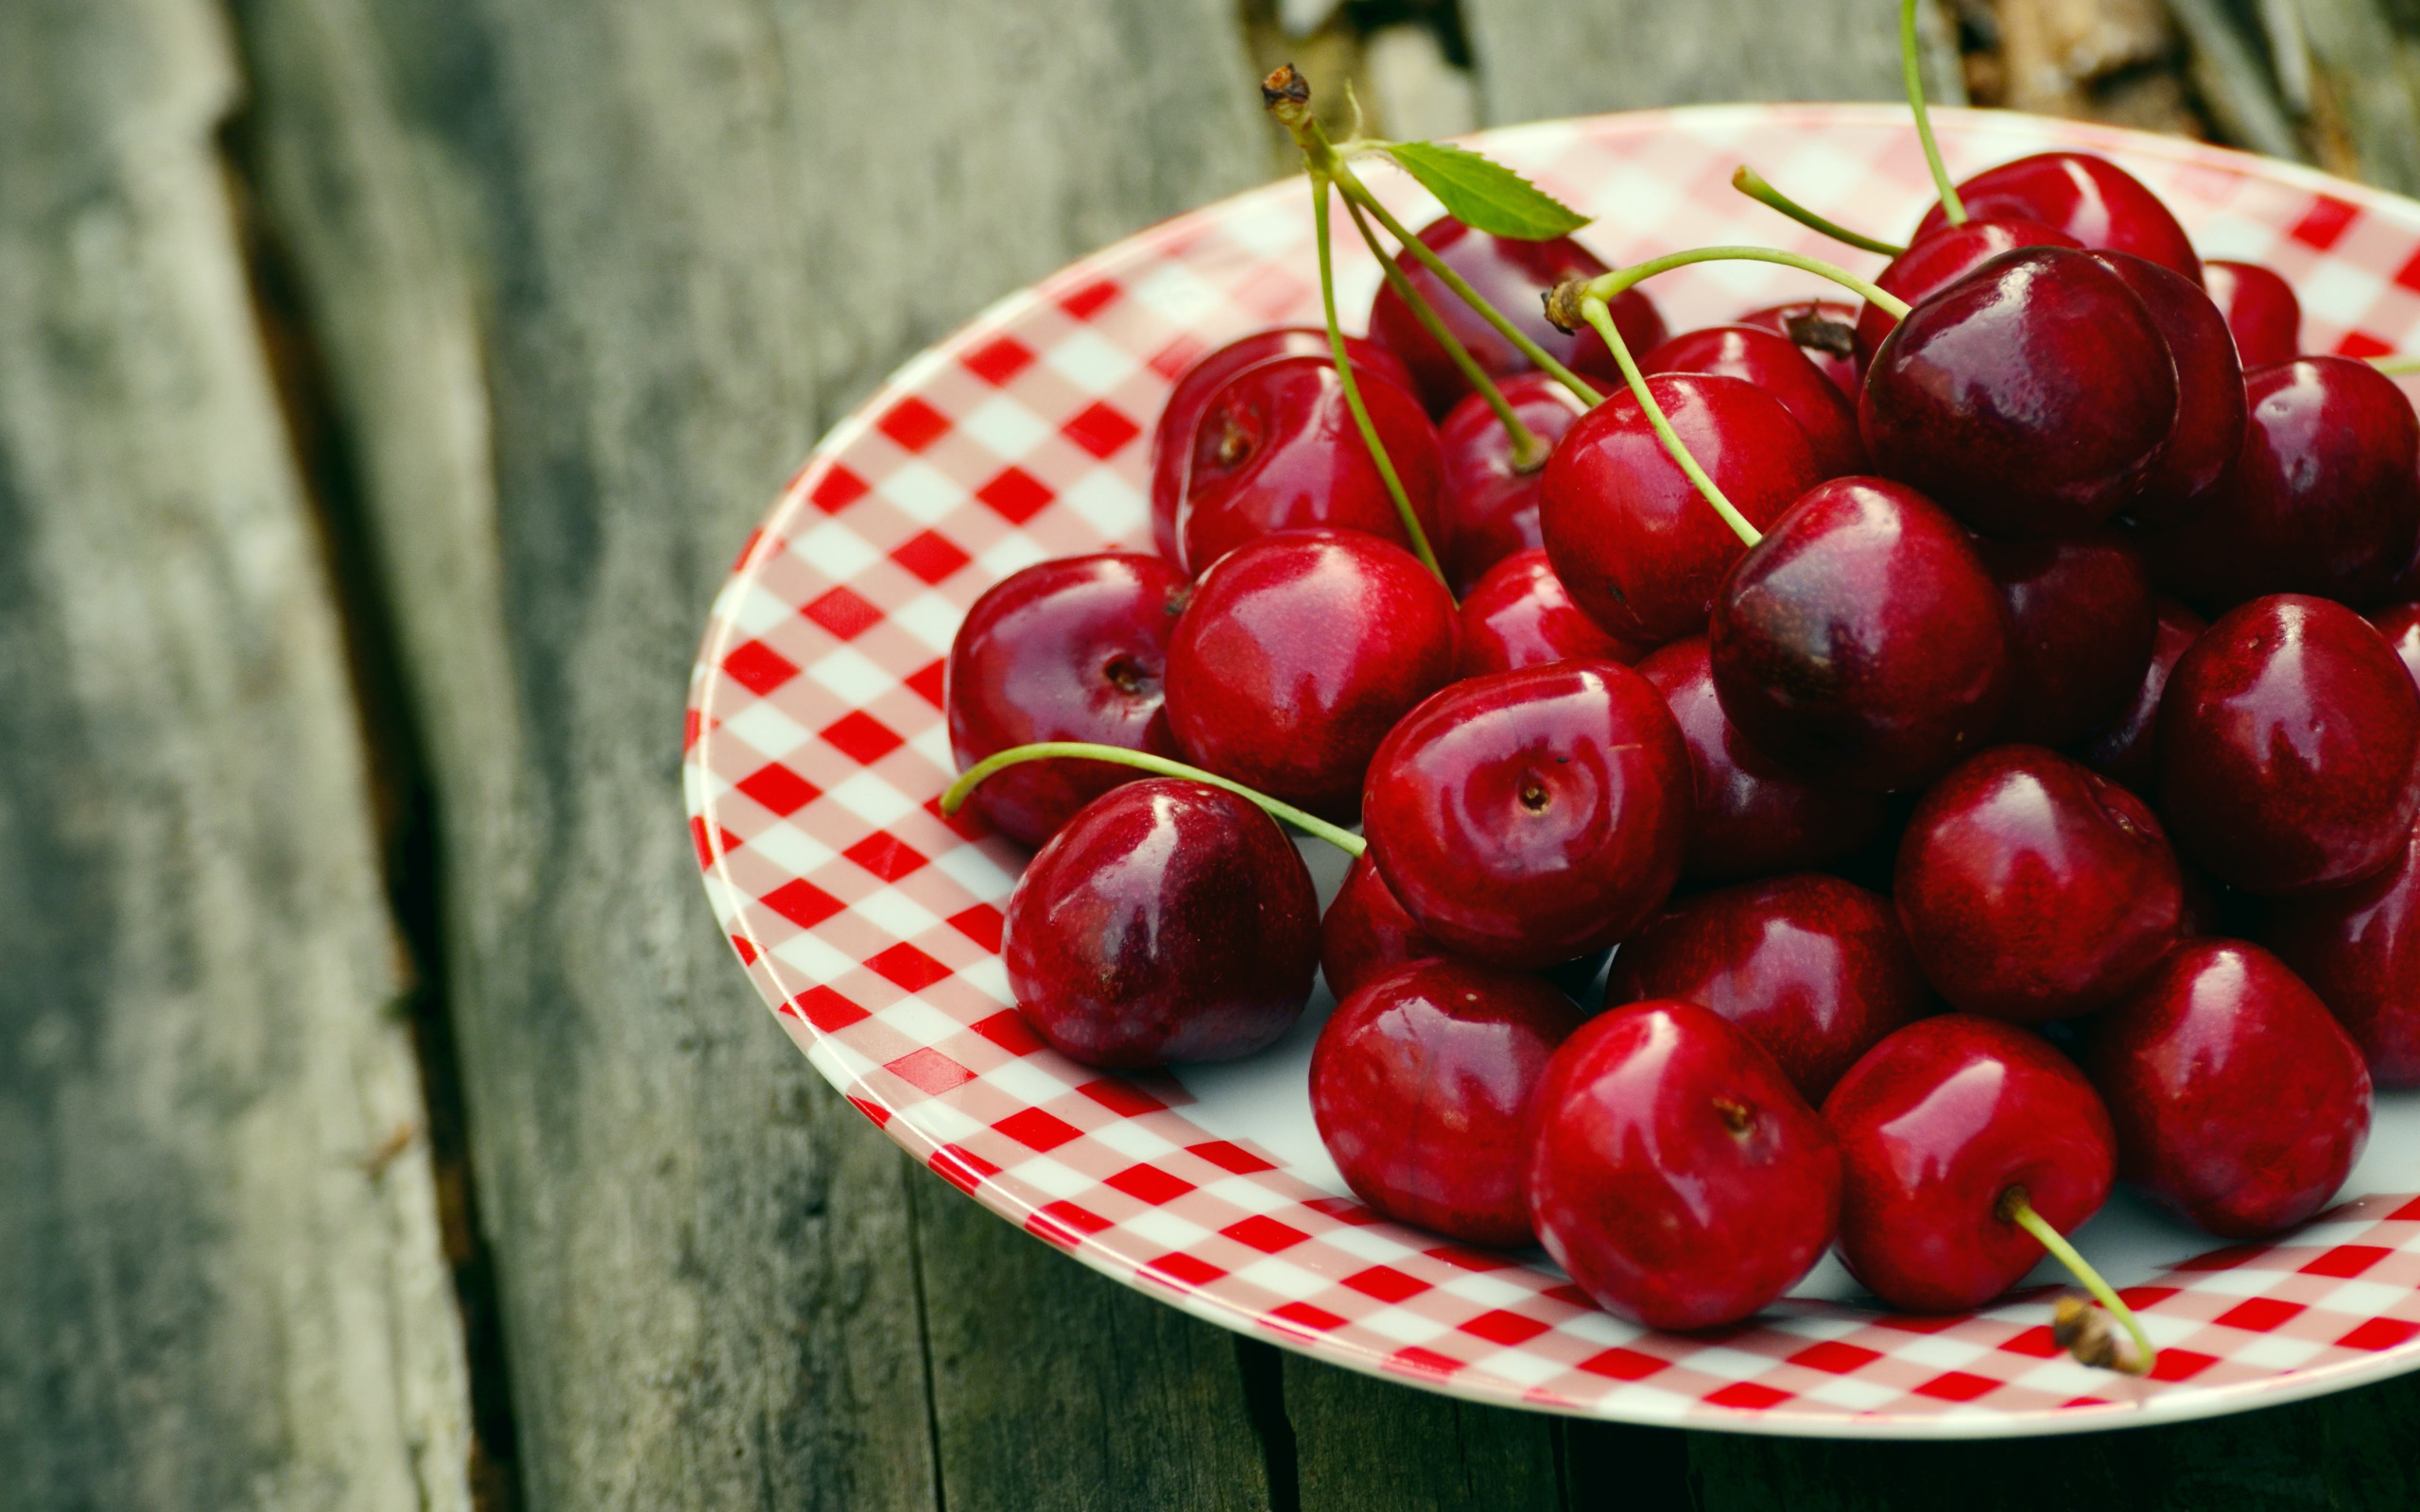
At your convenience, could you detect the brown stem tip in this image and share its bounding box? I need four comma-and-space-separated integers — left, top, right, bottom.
1785, 309, 1858, 359
2052, 1296, 2145, 1374
1262, 63, 1311, 117
1542, 278, 1592, 336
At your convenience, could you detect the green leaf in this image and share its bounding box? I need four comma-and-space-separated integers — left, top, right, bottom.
1379, 141, 1590, 240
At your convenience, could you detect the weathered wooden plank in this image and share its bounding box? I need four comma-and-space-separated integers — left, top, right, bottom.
1285, 1354, 1562, 1510
230, 0, 1283, 1504
0, 0, 473, 1506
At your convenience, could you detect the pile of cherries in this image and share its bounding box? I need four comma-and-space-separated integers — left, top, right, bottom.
937, 93, 2420, 1352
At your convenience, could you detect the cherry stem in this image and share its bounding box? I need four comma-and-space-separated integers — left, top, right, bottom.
1904, 0, 1966, 225
1997, 1187, 2156, 1377
1576, 295, 1762, 549
2370, 354, 2420, 375
942, 741, 1369, 858
1731, 165, 1908, 257
1342, 194, 1549, 472
1312, 172, 1449, 586
1568, 246, 1910, 319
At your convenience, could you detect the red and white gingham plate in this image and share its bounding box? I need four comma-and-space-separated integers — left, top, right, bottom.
684, 104, 2420, 1437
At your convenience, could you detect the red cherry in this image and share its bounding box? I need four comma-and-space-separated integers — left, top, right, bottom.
2155, 593, 2420, 894
1527, 1001, 1841, 1331
2201, 260, 2302, 368
1437, 372, 1586, 592
1737, 298, 1860, 396
1320, 851, 1444, 1003
1176, 355, 1448, 575
1004, 780, 1320, 1067
1606, 873, 1930, 1102
1165, 529, 1459, 820
1912, 153, 2202, 283
2135, 358, 2420, 611
1539, 373, 1822, 644
1457, 547, 1650, 679
1824, 1016, 2116, 1313
945, 553, 1187, 847
2263, 816, 2420, 1088
1896, 745, 2183, 1022
1710, 478, 2012, 793
1852, 218, 2083, 369
1369, 215, 1657, 415
1149, 328, 1412, 561
2076, 596, 2207, 795
1634, 637, 1887, 882
2085, 939, 2372, 1237
1362, 662, 1690, 969
1976, 529, 2156, 748
1640, 324, 1867, 478
1861, 247, 2179, 541
1310, 959, 1586, 1246
2087, 251, 2246, 528
2371, 600, 2420, 689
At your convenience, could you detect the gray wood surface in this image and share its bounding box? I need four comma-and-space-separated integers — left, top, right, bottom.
0, 0, 472, 1505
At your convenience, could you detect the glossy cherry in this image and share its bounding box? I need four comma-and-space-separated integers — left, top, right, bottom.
2088, 251, 2246, 528
1310, 959, 1587, 1245
1710, 478, 2011, 792
1640, 324, 1866, 478
1320, 851, 1445, 1003
1527, 1001, 1841, 1331
1362, 662, 1691, 970
1539, 373, 1822, 645
2263, 816, 2420, 1088
1896, 745, 2183, 1022
1149, 328, 1413, 561
2085, 939, 2372, 1237
1165, 528, 1460, 820
2371, 600, 2420, 689
1457, 547, 1650, 679
1605, 873, 1930, 1102
2155, 594, 2420, 894
1003, 779, 1321, 1067
1824, 1016, 2117, 1313
1852, 217, 2082, 368
1438, 372, 1586, 592
1976, 529, 2156, 748
1635, 637, 1888, 882
2202, 260, 2301, 368
1862, 247, 2179, 541
2075, 596, 2206, 795
1368, 215, 1661, 415
1176, 354, 1448, 574
1912, 153, 2202, 282
1737, 298, 1859, 396
945, 552, 1187, 847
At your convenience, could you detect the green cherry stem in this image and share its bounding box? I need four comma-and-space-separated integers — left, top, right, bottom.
1731, 165, 1908, 257
1577, 294, 1763, 549
2370, 353, 2420, 375
1570, 246, 1911, 319
1905, 0, 1966, 225
1997, 1187, 2156, 1376
942, 742, 1368, 857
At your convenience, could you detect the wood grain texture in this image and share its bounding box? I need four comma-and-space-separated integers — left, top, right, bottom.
1285, 1353, 1562, 1511
228, 0, 1277, 1504
0, 0, 472, 1506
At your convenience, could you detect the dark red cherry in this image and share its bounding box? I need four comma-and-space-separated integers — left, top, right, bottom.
2370, 600, 2420, 689
1539, 373, 1822, 644
1824, 1016, 2116, 1313
1896, 745, 2183, 1022
2088, 251, 2246, 527
2135, 358, 2420, 611
1912, 153, 2202, 283
1363, 662, 1690, 969
2263, 816, 2420, 1088
1976, 529, 2156, 748
1737, 298, 1860, 397
1150, 328, 1413, 561
1862, 247, 2179, 540
1310, 959, 1586, 1246
1458, 547, 1650, 679
1369, 215, 1657, 415
2202, 260, 2302, 368
1320, 850, 1444, 1003
1527, 1001, 1841, 1331
1004, 779, 1320, 1067
1176, 355, 1448, 575
2075, 596, 2206, 795
1606, 873, 1929, 1102
1640, 324, 1866, 478
2156, 593, 2420, 894
1438, 372, 1586, 592
1165, 529, 1459, 820
945, 552, 1187, 847
2085, 939, 2372, 1237
1635, 637, 1888, 882
1710, 478, 2011, 792
1852, 217, 2082, 369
